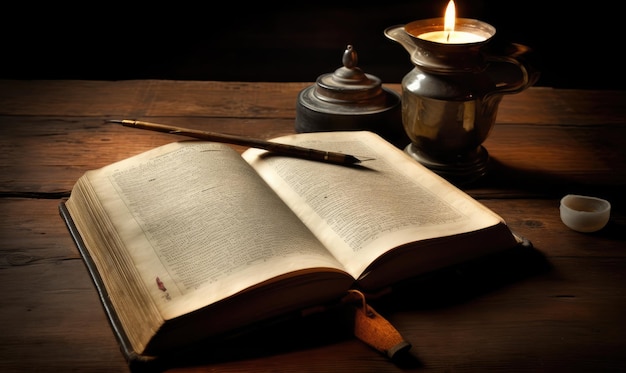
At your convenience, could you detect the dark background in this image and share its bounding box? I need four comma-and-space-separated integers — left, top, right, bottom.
1, 1, 622, 89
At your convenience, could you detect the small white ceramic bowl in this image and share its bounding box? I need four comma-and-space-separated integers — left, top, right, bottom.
560, 194, 611, 233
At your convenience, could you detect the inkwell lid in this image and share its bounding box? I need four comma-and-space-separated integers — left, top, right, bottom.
313, 44, 385, 105
295, 45, 404, 146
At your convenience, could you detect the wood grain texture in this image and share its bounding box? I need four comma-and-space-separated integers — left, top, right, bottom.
1, 80, 625, 372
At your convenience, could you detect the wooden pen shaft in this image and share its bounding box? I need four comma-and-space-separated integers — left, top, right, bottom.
114, 120, 360, 165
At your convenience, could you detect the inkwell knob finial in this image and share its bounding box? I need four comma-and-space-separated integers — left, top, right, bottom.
332, 45, 371, 85
342, 45, 358, 69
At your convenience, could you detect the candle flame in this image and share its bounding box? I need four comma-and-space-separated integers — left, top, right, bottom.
444, 0, 456, 40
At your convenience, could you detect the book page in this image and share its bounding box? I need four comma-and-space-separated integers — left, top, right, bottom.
242, 131, 506, 280
81, 141, 348, 319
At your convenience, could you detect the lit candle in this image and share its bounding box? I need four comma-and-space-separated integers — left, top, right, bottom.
418, 0, 486, 44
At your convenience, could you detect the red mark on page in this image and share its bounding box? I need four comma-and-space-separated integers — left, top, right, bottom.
156, 277, 167, 292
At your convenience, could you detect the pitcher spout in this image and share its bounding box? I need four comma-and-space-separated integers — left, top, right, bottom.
384, 25, 418, 57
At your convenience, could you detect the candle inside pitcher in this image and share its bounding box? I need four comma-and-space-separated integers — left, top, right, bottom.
384, 2, 540, 185
418, 1, 486, 44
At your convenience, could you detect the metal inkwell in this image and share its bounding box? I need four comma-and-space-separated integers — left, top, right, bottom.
295, 45, 406, 147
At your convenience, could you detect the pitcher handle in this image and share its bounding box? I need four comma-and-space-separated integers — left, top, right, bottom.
484, 42, 541, 96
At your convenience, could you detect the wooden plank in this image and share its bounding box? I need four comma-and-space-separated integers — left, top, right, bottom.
479, 198, 626, 258
495, 87, 626, 125
1, 81, 625, 372
2, 256, 624, 372
386, 256, 626, 372
0, 200, 129, 371
0, 197, 611, 255
0, 199, 79, 258
1, 198, 623, 266
1, 117, 625, 196
477, 123, 626, 200
0, 261, 130, 372
1, 81, 626, 124
0, 116, 296, 195
1, 198, 624, 371
0, 80, 309, 118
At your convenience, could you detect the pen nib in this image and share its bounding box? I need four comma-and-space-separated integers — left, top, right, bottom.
355, 156, 376, 163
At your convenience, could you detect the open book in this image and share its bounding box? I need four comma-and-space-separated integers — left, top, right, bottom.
60, 130, 523, 363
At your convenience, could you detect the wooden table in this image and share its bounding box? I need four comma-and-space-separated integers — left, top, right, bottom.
1, 80, 625, 372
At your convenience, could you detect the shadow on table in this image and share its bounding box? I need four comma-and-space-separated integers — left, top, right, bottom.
129, 238, 550, 373
473, 156, 625, 205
